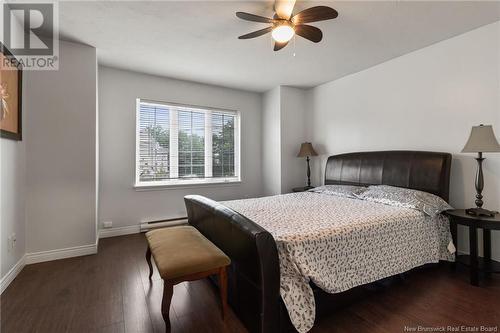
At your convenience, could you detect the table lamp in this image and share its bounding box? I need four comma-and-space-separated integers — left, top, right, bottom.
297, 142, 318, 189
461, 124, 500, 217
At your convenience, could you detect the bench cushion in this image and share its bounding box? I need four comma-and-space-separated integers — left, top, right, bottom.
146, 225, 230, 280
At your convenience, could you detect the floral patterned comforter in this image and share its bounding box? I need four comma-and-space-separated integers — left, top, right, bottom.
223, 192, 454, 333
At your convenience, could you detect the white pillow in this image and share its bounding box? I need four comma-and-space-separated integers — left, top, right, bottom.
308, 185, 367, 199
355, 185, 453, 217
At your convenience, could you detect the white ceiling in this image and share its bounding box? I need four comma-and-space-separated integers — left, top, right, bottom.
58, 1, 500, 92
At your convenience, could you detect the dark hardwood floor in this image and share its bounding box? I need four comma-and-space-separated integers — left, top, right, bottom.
1, 233, 499, 333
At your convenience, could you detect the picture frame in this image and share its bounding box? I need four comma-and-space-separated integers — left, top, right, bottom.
0, 42, 23, 141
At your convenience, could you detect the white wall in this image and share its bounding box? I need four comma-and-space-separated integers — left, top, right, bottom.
308, 21, 500, 260
98, 66, 263, 229
262, 87, 281, 196
25, 40, 98, 253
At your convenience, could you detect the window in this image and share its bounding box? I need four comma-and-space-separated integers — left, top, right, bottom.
136, 100, 240, 187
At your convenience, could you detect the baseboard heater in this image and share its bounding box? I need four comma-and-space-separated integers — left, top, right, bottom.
140, 216, 188, 232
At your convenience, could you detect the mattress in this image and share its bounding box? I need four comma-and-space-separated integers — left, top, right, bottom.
223, 191, 454, 333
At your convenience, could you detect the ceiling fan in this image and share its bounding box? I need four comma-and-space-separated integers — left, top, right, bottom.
236, 0, 338, 51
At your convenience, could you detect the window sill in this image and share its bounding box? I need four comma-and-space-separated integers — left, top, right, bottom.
134, 179, 242, 191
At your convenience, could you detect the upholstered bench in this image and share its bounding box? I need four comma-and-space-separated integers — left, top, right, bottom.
145, 226, 231, 331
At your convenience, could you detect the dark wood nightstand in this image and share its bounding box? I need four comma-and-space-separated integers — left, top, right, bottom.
292, 186, 314, 192
445, 209, 500, 286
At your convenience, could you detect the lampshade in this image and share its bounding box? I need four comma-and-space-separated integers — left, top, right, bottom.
297, 142, 318, 157
462, 125, 500, 153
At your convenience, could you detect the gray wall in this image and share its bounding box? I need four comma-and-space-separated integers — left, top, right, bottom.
262, 86, 309, 196
98, 66, 263, 229
280, 87, 308, 193
25, 40, 98, 253
262, 87, 281, 196
1, 15, 27, 283
0, 109, 26, 279
307, 22, 500, 260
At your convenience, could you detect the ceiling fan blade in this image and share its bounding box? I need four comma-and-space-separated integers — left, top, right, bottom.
274, 0, 296, 19
295, 25, 323, 43
236, 12, 275, 24
238, 27, 273, 39
292, 6, 338, 24
274, 41, 289, 51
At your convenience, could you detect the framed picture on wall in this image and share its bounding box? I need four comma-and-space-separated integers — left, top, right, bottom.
0, 42, 23, 141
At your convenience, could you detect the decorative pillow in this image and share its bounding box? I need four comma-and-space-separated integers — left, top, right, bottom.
355, 185, 453, 217
308, 185, 367, 199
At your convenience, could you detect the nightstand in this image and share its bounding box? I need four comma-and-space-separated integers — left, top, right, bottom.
445, 209, 500, 286
292, 186, 314, 192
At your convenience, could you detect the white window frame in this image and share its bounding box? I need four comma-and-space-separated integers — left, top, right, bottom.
135, 99, 241, 188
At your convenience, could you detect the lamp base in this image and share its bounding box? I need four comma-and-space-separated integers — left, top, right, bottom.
465, 207, 498, 217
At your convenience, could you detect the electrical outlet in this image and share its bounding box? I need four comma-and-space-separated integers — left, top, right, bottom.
7, 233, 16, 251
102, 221, 113, 229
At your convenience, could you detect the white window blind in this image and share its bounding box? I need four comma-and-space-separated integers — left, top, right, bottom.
136, 100, 240, 187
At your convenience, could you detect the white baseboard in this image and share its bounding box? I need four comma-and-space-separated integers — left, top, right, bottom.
99, 225, 141, 239
0, 255, 26, 294
1, 241, 100, 294
25, 243, 98, 265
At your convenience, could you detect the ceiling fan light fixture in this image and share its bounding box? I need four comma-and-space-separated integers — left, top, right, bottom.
272, 24, 295, 43
236, 3, 338, 51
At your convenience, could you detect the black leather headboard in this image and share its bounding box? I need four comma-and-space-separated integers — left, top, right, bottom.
324, 151, 452, 202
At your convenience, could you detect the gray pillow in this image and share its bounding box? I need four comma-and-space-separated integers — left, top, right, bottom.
308, 185, 367, 199
355, 185, 453, 217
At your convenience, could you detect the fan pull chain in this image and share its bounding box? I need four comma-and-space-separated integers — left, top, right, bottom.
293, 35, 296, 57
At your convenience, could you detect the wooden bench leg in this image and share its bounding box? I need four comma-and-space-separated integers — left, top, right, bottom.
146, 247, 153, 280
219, 266, 228, 321
162, 281, 174, 332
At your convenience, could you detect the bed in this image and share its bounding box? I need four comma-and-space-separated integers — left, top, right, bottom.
184, 150, 453, 333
